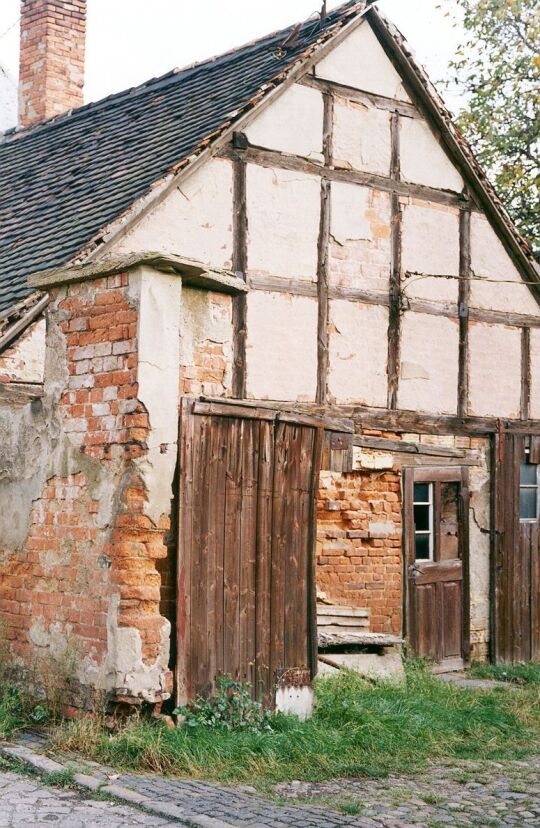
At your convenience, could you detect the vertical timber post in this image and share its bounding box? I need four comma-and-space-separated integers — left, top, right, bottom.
232, 158, 248, 399
316, 91, 334, 405
387, 111, 402, 410
458, 207, 471, 418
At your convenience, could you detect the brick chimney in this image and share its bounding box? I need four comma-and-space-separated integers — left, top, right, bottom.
19, 0, 86, 127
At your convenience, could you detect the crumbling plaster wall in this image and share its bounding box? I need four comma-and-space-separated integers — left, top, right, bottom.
0, 267, 182, 705
0, 318, 46, 383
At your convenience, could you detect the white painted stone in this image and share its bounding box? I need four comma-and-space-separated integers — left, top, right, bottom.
354, 447, 394, 470
470, 214, 540, 314
328, 300, 388, 406
113, 158, 234, 269
129, 267, 182, 524
275, 685, 314, 721
400, 117, 464, 193
530, 329, 540, 420
330, 183, 391, 293
245, 83, 324, 162
333, 97, 391, 176
316, 22, 411, 102
247, 165, 320, 281
469, 322, 521, 418
246, 292, 317, 401
402, 203, 460, 303
318, 651, 405, 680
369, 520, 396, 536
398, 313, 459, 414
0, 317, 46, 383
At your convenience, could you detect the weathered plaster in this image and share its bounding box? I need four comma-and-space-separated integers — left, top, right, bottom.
468, 443, 491, 659
0, 317, 46, 383
315, 22, 411, 102
399, 313, 459, 414
332, 97, 391, 176
246, 165, 320, 281
180, 287, 233, 398
245, 83, 324, 162
469, 322, 521, 418
246, 291, 317, 401
400, 116, 464, 194
402, 202, 460, 303
128, 267, 182, 526
470, 214, 540, 315
530, 328, 540, 420
328, 300, 388, 406
330, 183, 391, 293
112, 159, 234, 270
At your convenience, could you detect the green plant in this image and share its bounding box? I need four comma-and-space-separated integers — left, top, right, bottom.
470, 661, 540, 685
42, 768, 77, 788
173, 675, 277, 733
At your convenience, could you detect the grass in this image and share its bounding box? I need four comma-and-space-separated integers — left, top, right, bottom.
470, 660, 540, 685
0, 684, 28, 740
46, 662, 540, 786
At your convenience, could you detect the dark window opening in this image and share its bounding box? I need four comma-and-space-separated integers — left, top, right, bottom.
520, 462, 539, 521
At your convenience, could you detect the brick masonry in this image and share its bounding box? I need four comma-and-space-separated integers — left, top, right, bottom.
19, 0, 86, 127
317, 468, 403, 635
0, 273, 173, 704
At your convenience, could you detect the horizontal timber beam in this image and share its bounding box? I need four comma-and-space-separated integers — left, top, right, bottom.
300, 74, 418, 119
219, 145, 471, 211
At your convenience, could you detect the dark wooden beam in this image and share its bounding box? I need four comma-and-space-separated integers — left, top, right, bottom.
387, 112, 402, 410
521, 327, 531, 421
458, 208, 471, 418
300, 74, 418, 119
220, 145, 471, 211
232, 159, 248, 399
316, 92, 334, 406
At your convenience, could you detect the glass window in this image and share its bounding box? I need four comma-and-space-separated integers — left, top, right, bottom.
520, 463, 538, 521
413, 482, 433, 560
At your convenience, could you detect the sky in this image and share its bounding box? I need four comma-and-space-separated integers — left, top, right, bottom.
0, 0, 464, 121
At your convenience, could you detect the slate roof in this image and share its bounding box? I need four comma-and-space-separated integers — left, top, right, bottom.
0, 0, 364, 317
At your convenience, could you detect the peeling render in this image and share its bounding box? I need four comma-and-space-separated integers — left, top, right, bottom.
399, 313, 459, 415
402, 202, 460, 303
400, 116, 464, 194
0, 318, 46, 383
469, 322, 522, 419
332, 97, 391, 176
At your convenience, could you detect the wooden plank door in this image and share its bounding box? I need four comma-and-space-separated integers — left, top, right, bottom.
404, 467, 470, 669
176, 400, 323, 706
495, 433, 540, 662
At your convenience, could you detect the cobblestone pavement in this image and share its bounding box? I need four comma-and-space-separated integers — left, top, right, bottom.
3, 733, 540, 827
0, 769, 175, 827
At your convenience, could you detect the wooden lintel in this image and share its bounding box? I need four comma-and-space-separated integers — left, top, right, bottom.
300, 74, 418, 119
219, 145, 470, 211
198, 396, 353, 433
353, 434, 469, 458
0, 382, 44, 407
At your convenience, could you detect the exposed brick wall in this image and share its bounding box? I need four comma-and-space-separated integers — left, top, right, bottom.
180, 290, 232, 398
0, 273, 173, 704
19, 0, 86, 127
317, 469, 403, 635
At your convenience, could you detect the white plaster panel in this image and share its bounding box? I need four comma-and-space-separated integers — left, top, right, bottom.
328, 300, 388, 406
316, 23, 411, 102
245, 83, 324, 162
469, 322, 521, 418
400, 117, 464, 193
529, 328, 540, 420
333, 98, 391, 176
402, 203, 460, 303
330, 182, 391, 293
112, 158, 233, 269
0, 317, 46, 383
398, 313, 459, 414
470, 214, 540, 315
247, 165, 320, 281
131, 267, 182, 523
246, 292, 317, 401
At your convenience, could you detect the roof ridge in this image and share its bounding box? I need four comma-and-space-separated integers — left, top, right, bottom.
1, 0, 361, 144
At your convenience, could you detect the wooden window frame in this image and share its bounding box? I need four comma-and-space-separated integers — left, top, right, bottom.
413, 481, 434, 562
519, 453, 540, 524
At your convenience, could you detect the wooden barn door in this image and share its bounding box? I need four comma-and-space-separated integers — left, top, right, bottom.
495, 432, 540, 662
404, 467, 470, 670
176, 400, 323, 706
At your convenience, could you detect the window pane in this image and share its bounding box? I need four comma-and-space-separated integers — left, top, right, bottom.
414, 483, 430, 503
520, 487, 537, 520
415, 534, 431, 560
414, 504, 430, 532
520, 463, 538, 486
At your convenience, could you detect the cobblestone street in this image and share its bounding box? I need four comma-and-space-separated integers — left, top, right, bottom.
0, 770, 174, 827
1, 743, 540, 827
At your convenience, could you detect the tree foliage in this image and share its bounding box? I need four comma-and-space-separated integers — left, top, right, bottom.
444, 0, 539, 250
